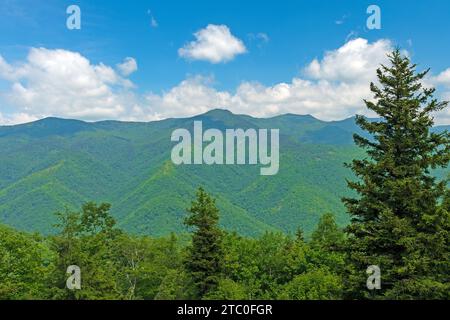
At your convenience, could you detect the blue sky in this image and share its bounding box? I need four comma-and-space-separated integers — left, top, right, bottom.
1, 0, 450, 124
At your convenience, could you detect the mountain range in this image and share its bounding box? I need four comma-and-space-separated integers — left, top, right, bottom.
0, 109, 448, 236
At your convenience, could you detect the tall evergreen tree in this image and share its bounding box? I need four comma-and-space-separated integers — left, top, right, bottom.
184, 187, 223, 298
343, 50, 450, 299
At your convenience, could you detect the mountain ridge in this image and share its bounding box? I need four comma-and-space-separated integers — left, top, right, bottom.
0, 109, 448, 236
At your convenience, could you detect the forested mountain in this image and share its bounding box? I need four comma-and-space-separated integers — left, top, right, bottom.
0, 109, 448, 236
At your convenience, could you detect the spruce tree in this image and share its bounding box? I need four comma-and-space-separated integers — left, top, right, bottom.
343, 50, 450, 299
184, 187, 223, 298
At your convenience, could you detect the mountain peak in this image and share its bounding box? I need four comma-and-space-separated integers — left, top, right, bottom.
31, 117, 89, 125
202, 108, 235, 117
277, 113, 319, 120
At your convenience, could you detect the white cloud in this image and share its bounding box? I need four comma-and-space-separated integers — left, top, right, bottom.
116, 57, 138, 76
426, 68, 450, 124
178, 24, 247, 63
134, 74, 373, 122
138, 38, 393, 121
304, 38, 391, 83
141, 38, 448, 123
138, 76, 232, 120
0, 112, 37, 125
0, 48, 135, 122
1, 38, 450, 125
0, 55, 17, 81
432, 68, 450, 87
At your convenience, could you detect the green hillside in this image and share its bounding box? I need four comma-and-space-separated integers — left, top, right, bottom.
0, 109, 447, 236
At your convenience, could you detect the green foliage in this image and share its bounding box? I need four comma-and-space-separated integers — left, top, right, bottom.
220, 227, 344, 300
343, 50, 450, 299
49, 203, 121, 299
278, 269, 343, 300
154, 269, 190, 300
113, 233, 185, 300
310, 213, 345, 251
0, 197, 350, 300
0, 224, 54, 299
203, 278, 247, 300
48, 202, 187, 300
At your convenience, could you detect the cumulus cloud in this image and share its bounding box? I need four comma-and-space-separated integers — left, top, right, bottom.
116, 57, 138, 76
1, 38, 450, 125
304, 38, 391, 82
144, 38, 448, 123
178, 24, 247, 63
0, 48, 136, 123
134, 74, 373, 121
138, 76, 232, 120
141, 38, 394, 121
